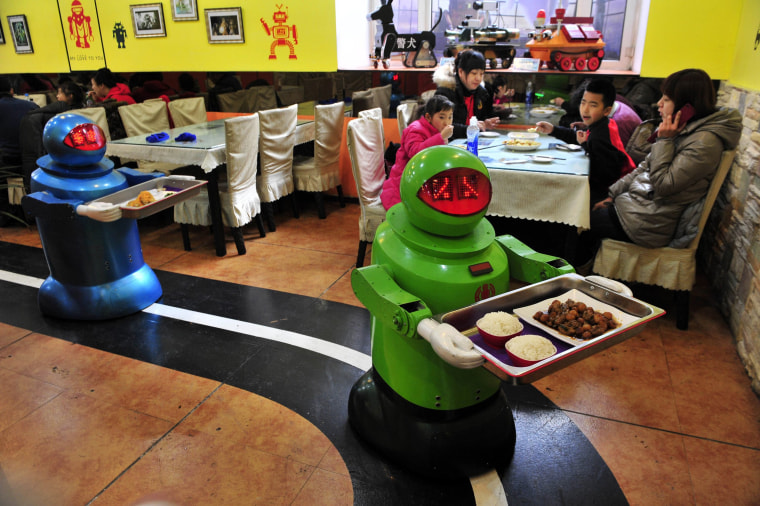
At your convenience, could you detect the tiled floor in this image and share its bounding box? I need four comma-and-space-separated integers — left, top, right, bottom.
0, 198, 758, 505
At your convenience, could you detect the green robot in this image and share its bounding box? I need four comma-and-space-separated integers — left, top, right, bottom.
349, 145, 573, 478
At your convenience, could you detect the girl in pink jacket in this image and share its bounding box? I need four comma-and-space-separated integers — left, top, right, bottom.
381, 96, 455, 210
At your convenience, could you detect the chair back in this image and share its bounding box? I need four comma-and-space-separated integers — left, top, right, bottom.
245, 86, 278, 113
370, 84, 392, 118
420, 89, 436, 101
689, 149, 736, 249
118, 100, 171, 137
257, 104, 298, 203
396, 102, 416, 138
68, 107, 111, 141
276, 85, 304, 106
347, 115, 387, 241
223, 114, 261, 227
14, 94, 47, 107
168, 97, 207, 127
313, 101, 346, 172
216, 89, 248, 113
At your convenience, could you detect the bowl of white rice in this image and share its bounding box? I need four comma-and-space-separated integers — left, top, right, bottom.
505, 334, 557, 366
476, 311, 524, 348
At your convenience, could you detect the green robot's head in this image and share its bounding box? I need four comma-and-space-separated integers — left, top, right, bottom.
400, 145, 492, 237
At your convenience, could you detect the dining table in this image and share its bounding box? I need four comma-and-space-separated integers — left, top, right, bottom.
105, 115, 316, 256
462, 121, 590, 260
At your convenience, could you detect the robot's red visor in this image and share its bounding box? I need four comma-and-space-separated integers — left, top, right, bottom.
63, 124, 106, 151
417, 167, 492, 216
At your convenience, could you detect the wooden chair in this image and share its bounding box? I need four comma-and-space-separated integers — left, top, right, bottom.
173, 114, 266, 255
292, 101, 346, 219
346, 110, 387, 268
257, 104, 299, 231
592, 150, 736, 329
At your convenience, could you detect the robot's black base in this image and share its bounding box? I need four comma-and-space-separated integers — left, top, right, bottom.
348, 368, 516, 479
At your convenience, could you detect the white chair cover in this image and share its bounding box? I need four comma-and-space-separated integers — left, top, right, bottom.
347, 115, 386, 243
593, 150, 736, 292
217, 89, 248, 113
257, 104, 298, 203
168, 97, 207, 127
68, 107, 111, 141
174, 114, 262, 229
396, 102, 416, 138
217, 87, 278, 114
7, 177, 25, 205
370, 84, 392, 118
14, 94, 47, 107
118, 101, 179, 174
292, 101, 344, 192
420, 90, 436, 101
276, 85, 304, 106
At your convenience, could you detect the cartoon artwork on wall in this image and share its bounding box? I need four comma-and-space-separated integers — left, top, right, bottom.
260, 3, 298, 60
57, 0, 105, 71
113, 22, 127, 48
68, 0, 94, 48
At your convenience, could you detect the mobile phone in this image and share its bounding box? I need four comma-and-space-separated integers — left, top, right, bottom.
677, 103, 696, 126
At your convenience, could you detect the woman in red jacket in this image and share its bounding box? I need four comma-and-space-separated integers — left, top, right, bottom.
88, 67, 135, 105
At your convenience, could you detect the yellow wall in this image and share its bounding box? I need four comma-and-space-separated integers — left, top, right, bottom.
728, 0, 760, 90
0, 0, 70, 73
0, 0, 337, 74
640, 0, 743, 79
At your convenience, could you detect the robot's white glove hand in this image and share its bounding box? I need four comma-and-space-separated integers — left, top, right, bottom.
417, 319, 484, 369
76, 202, 122, 222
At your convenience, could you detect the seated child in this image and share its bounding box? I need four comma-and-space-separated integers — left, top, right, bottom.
490, 75, 515, 119
536, 79, 636, 204
381, 96, 455, 210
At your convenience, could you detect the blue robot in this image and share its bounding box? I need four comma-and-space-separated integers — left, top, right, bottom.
349, 146, 574, 478
21, 113, 163, 320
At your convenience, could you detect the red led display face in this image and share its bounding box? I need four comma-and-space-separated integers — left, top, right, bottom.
63, 124, 106, 151
417, 167, 491, 215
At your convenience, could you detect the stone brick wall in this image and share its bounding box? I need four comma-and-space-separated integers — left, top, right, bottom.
700, 82, 760, 393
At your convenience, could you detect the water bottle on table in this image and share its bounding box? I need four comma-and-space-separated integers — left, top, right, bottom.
525, 81, 533, 118
466, 116, 479, 156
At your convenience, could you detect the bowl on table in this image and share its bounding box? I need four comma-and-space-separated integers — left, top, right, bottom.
503, 132, 541, 151
504, 334, 557, 366
476, 312, 524, 348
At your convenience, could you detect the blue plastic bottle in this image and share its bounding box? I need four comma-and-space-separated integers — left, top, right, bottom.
466, 116, 479, 156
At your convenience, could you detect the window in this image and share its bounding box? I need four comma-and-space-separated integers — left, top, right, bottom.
424, 0, 641, 70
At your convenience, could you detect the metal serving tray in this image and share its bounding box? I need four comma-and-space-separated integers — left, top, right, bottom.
439, 273, 665, 384
91, 177, 207, 219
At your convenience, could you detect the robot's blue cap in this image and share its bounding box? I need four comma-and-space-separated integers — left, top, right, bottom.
43, 113, 107, 167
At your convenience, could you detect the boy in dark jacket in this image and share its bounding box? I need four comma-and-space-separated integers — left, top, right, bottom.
536, 79, 635, 203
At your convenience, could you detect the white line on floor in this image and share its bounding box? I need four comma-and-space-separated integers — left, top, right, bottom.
0, 269, 372, 372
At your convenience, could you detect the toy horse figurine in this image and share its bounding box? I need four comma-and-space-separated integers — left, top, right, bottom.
368, 0, 440, 69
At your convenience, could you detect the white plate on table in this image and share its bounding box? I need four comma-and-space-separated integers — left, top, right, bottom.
530, 108, 556, 117
513, 289, 638, 347
480, 131, 501, 138
530, 156, 553, 163
503, 142, 541, 152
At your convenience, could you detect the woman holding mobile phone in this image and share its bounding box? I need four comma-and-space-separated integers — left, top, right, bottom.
575, 68, 741, 269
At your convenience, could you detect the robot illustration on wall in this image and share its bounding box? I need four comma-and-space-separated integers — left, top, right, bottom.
68, 0, 94, 49
260, 4, 297, 60
113, 22, 127, 48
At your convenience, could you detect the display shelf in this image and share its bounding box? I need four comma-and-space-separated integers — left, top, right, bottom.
339, 59, 638, 76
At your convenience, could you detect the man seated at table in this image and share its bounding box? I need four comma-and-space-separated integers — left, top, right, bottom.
536, 79, 635, 204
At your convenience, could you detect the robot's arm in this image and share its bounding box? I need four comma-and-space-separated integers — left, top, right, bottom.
292, 25, 298, 44
22, 192, 123, 223
352, 264, 432, 338
260, 18, 270, 35
495, 234, 575, 284
351, 265, 483, 369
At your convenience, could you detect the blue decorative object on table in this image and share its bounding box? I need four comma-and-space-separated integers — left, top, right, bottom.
174, 132, 197, 142
146, 132, 170, 143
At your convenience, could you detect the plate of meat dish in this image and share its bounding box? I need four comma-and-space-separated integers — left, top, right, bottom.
513, 289, 638, 346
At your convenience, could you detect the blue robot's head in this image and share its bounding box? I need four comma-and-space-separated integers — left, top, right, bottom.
43, 113, 107, 167
400, 146, 492, 237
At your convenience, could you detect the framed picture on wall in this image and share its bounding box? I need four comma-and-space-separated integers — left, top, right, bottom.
170, 0, 198, 22
131, 3, 166, 38
205, 8, 244, 44
8, 15, 33, 54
